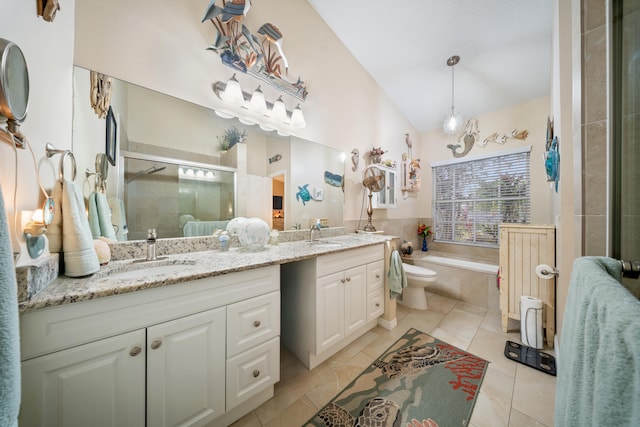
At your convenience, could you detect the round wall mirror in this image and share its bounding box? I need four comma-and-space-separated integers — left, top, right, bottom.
0, 38, 29, 123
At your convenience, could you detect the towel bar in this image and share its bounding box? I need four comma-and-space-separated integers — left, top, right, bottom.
621, 260, 640, 279
45, 143, 77, 182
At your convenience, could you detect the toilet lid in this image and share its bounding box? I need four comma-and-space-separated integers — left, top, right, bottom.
402, 263, 437, 278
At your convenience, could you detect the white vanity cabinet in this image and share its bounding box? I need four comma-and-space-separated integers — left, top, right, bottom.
281, 244, 385, 369
19, 266, 280, 427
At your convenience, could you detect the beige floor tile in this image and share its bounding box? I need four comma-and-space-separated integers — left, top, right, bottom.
429, 326, 471, 350
469, 365, 514, 427
425, 292, 458, 314
396, 309, 446, 335
508, 408, 548, 426
263, 396, 318, 427
239, 292, 556, 426
454, 300, 489, 318
230, 410, 262, 427
467, 328, 517, 378
512, 364, 556, 426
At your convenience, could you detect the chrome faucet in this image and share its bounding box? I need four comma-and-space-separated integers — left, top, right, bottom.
146, 229, 157, 261
309, 220, 321, 242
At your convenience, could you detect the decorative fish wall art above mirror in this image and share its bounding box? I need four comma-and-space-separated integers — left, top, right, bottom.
71, 66, 345, 241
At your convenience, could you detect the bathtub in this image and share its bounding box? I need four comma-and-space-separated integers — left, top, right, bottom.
412, 254, 499, 310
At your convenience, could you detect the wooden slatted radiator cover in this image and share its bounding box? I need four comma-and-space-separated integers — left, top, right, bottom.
499, 224, 556, 347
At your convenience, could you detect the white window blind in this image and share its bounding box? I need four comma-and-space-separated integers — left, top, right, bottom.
432, 148, 531, 247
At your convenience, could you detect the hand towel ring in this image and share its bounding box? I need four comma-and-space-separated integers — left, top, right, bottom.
45, 143, 77, 182
58, 150, 76, 182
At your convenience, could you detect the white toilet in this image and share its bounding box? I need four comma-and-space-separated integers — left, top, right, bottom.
399, 262, 438, 310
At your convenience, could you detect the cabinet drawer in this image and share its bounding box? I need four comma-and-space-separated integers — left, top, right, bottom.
367, 260, 384, 292
316, 244, 384, 277
367, 288, 384, 322
227, 291, 280, 358
226, 337, 280, 411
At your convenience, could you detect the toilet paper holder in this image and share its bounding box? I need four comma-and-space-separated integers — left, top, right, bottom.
539, 266, 558, 277
535, 264, 559, 280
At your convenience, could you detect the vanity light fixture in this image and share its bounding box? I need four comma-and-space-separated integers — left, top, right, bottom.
212, 75, 306, 130
221, 74, 244, 105
443, 55, 463, 135
271, 96, 288, 123
290, 104, 306, 128
248, 85, 268, 114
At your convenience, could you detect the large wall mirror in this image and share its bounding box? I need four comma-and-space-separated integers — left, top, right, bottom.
71, 66, 345, 241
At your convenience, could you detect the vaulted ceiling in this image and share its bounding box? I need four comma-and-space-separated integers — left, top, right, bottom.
307, 0, 554, 132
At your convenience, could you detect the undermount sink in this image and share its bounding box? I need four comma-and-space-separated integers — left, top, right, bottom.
97, 261, 196, 280
305, 240, 344, 248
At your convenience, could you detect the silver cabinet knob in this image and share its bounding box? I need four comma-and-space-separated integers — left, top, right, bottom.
341, 279, 345, 283
375, 274, 380, 279
252, 370, 260, 378
375, 303, 380, 308
346, 277, 351, 282
150, 339, 162, 350
253, 320, 261, 328
130, 346, 142, 357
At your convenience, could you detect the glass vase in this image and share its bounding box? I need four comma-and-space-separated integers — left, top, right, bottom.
422, 236, 428, 251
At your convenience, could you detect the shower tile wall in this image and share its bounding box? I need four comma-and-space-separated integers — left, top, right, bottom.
581, 0, 609, 255
620, 1, 639, 259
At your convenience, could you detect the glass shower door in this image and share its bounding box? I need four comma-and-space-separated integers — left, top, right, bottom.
612, 0, 640, 274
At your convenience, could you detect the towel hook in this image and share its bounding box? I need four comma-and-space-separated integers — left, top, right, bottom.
46, 143, 77, 182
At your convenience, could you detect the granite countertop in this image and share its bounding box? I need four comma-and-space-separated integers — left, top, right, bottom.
19, 233, 390, 313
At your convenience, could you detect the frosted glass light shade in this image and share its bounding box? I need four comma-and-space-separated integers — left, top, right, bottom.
248, 86, 268, 114
443, 108, 463, 134
271, 96, 288, 123
223, 74, 244, 105
290, 104, 306, 128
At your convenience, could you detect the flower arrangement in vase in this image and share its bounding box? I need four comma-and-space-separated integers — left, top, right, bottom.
417, 223, 432, 251
369, 147, 386, 164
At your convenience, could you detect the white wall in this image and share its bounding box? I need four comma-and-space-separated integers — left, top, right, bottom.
418, 96, 553, 224
1, 1, 559, 253
71, 0, 421, 226
0, 1, 75, 251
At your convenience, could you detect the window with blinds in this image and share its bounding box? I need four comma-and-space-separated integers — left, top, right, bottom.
432, 147, 531, 247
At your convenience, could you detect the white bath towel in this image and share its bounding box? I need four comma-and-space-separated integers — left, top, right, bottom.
108, 197, 128, 241
0, 184, 20, 427
47, 180, 63, 253
61, 179, 100, 277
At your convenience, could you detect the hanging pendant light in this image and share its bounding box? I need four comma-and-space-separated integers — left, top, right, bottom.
443, 55, 463, 134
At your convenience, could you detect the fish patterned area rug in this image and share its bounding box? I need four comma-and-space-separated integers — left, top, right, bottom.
306, 328, 489, 427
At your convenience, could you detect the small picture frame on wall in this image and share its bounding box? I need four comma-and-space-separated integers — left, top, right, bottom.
105, 106, 117, 166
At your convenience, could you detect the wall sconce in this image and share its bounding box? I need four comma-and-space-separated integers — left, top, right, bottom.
212, 74, 306, 130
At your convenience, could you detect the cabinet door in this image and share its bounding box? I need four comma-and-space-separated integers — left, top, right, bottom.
344, 265, 367, 337
372, 167, 397, 208
20, 329, 145, 427
147, 307, 226, 427
316, 271, 345, 354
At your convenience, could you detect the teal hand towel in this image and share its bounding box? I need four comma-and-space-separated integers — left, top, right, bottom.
387, 249, 407, 299
95, 192, 116, 241
0, 184, 20, 427
87, 192, 100, 239
555, 257, 640, 426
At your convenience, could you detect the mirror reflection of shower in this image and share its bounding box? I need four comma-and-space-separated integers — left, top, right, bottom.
125, 164, 166, 184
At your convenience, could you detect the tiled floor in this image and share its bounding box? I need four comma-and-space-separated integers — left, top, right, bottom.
232, 292, 556, 427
